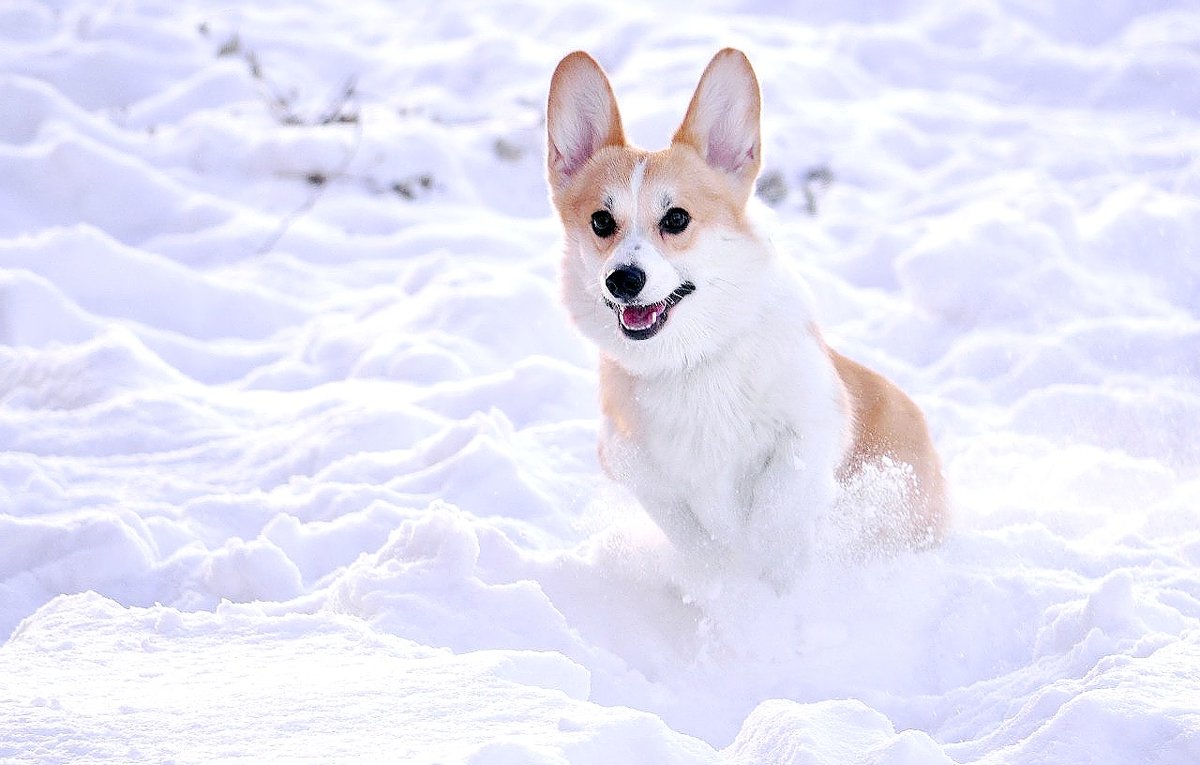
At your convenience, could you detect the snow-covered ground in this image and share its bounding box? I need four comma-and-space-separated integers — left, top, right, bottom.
2, 0, 1199, 762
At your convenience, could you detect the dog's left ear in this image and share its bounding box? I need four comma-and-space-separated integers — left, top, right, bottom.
672, 48, 762, 200
547, 52, 626, 197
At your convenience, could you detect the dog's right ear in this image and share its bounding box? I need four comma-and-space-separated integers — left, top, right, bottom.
672, 48, 761, 202
547, 52, 625, 195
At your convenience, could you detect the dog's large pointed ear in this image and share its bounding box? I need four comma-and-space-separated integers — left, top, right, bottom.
547, 52, 626, 195
672, 48, 762, 198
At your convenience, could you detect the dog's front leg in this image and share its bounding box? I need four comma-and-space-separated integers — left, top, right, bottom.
740, 435, 838, 582
657, 499, 734, 563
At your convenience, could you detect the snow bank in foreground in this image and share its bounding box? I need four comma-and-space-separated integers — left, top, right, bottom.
2, 0, 1200, 762
0, 593, 709, 764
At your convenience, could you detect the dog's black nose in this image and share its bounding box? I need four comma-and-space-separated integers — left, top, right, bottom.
605, 265, 646, 301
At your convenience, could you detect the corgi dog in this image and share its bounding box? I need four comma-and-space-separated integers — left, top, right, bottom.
546, 49, 947, 581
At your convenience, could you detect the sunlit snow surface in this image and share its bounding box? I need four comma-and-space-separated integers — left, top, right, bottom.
2, 1, 1200, 762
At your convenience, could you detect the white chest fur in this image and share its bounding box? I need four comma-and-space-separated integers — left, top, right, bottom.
600, 301, 850, 578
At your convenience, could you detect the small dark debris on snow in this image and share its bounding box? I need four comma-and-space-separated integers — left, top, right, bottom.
755, 170, 788, 206
392, 174, 435, 200
802, 165, 834, 216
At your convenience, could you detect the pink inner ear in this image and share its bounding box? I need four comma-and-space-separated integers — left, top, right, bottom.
706, 120, 754, 175
707, 136, 740, 175
565, 124, 598, 176
554, 118, 601, 178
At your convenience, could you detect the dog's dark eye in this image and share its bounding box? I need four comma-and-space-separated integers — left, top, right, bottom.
660, 207, 690, 234
591, 210, 616, 238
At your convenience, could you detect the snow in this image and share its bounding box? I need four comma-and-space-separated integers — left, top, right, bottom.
2, 0, 1199, 762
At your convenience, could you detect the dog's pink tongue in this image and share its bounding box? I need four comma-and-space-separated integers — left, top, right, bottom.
621, 305, 660, 330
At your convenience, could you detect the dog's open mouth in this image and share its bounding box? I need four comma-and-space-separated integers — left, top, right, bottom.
606, 282, 695, 341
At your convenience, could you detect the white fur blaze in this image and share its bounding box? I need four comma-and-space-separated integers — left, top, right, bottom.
628, 158, 647, 205
546, 52, 626, 193
672, 48, 762, 198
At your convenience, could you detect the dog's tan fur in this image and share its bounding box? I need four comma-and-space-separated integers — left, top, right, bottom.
829, 344, 948, 547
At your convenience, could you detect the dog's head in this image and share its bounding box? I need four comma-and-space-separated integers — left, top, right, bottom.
547, 49, 772, 374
